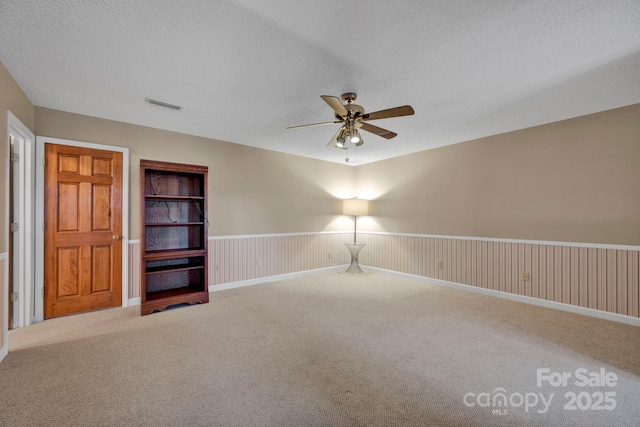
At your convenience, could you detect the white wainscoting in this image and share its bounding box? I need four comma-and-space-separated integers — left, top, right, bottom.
128, 241, 141, 301
126, 233, 640, 322
208, 233, 352, 286
357, 233, 640, 320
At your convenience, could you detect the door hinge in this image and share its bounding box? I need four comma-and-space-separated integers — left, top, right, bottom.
10, 222, 19, 232
10, 152, 19, 163
11, 292, 19, 302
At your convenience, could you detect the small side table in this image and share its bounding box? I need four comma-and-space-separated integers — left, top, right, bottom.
344, 243, 366, 274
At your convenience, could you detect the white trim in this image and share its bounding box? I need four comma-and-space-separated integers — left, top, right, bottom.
129, 239, 141, 244
0, 252, 6, 363
358, 231, 640, 251
368, 266, 640, 327
35, 136, 130, 320
4, 115, 10, 358
208, 265, 346, 292
6, 111, 32, 139
205, 231, 640, 251
2, 112, 6, 359
128, 297, 141, 306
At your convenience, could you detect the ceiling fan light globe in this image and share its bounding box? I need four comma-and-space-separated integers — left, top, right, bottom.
350, 128, 362, 144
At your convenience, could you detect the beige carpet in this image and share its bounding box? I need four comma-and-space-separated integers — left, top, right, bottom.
1, 272, 639, 426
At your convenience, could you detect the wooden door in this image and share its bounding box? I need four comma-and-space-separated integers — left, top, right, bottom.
44, 144, 123, 318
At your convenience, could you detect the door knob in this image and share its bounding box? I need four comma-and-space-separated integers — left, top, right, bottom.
113, 235, 120, 240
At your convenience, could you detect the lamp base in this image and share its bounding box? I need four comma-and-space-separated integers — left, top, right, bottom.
344, 243, 366, 274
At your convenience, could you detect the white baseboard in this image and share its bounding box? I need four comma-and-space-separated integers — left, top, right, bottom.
209, 265, 347, 292
368, 266, 640, 327
128, 297, 141, 307
1, 252, 7, 362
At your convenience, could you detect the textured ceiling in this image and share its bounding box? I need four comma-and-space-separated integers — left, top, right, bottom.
1, 1, 639, 165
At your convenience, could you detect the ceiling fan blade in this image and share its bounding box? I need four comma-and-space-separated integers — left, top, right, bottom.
361, 105, 414, 121
357, 122, 397, 139
287, 120, 341, 129
321, 95, 348, 118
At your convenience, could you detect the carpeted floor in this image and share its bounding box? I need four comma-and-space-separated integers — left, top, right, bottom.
1, 272, 639, 426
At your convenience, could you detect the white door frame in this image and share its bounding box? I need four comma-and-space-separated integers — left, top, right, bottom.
35, 136, 130, 322
5, 112, 36, 330
0, 251, 5, 362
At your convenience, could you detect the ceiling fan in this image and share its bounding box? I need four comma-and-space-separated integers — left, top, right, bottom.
287, 93, 414, 151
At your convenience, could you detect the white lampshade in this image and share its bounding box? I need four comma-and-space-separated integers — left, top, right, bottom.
343, 198, 369, 216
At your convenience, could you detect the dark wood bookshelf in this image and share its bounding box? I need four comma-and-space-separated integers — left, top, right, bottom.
140, 160, 209, 315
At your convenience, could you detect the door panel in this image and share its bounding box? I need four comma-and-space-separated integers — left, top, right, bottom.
91, 246, 112, 292
44, 144, 123, 318
56, 247, 80, 297
92, 185, 112, 230
58, 182, 80, 231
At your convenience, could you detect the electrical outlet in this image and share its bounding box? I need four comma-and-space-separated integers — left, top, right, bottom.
436, 260, 443, 269
214, 265, 219, 273
522, 272, 530, 281
328, 251, 333, 259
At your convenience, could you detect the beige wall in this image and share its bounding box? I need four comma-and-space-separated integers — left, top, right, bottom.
356, 104, 640, 246
0, 61, 35, 252
35, 107, 355, 240
30, 98, 640, 247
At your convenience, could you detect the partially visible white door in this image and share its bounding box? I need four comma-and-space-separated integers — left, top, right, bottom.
9, 134, 21, 328
7, 113, 36, 330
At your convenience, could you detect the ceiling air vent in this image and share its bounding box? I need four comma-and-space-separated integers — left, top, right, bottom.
146, 98, 182, 111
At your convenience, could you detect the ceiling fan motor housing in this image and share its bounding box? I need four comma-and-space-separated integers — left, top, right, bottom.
341, 93, 364, 116
346, 104, 364, 116
341, 92, 358, 103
